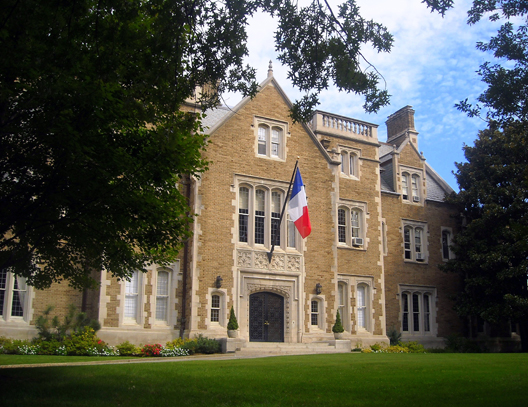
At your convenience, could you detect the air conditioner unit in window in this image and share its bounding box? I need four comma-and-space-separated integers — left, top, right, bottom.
416, 253, 424, 261
413, 196, 420, 202
352, 237, 364, 247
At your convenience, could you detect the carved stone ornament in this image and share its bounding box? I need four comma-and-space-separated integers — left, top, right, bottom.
237, 250, 252, 268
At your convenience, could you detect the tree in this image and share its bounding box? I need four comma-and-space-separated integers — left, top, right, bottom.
1, 0, 393, 289
425, 0, 528, 125
443, 123, 528, 351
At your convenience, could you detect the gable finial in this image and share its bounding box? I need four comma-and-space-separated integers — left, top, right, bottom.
267, 60, 273, 78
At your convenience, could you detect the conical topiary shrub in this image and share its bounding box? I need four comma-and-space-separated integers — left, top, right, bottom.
332, 310, 344, 333
227, 306, 239, 331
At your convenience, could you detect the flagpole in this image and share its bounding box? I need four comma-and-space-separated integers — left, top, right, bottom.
267, 158, 299, 263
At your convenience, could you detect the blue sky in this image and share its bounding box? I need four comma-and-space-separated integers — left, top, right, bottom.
224, 0, 506, 190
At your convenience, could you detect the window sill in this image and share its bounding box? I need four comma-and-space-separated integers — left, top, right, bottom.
0, 318, 30, 325
403, 259, 428, 265
338, 244, 366, 252
340, 173, 359, 181
256, 154, 286, 162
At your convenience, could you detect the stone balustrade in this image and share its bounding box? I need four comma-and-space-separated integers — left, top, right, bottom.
310, 111, 378, 141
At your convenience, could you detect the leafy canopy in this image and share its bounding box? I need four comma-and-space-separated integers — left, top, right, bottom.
0, 0, 393, 288
443, 124, 528, 350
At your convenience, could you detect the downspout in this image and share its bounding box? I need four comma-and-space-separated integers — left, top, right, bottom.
179, 174, 192, 338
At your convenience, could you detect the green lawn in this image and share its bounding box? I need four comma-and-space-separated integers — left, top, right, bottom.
1, 353, 526, 406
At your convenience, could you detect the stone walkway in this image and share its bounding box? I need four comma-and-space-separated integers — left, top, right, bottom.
0, 352, 293, 369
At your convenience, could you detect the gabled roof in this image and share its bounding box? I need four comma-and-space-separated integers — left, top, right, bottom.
199, 73, 339, 165
379, 141, 454, 201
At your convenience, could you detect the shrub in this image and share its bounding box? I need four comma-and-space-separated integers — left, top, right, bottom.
387, 326, 402, 346
141, 344, 163, 357
117, 341, 140, 356
444, 334, 483, 353
332, 311, 344, 333
1, 339, 28, 354
33, 339, 62, 355
227, 306, 239, 331
181, 340, 197, 355
165, 338, 187, 349
195, 335, 221, 354
35, 304, 101, 342
401, 341, 425, 353
63, 327, 99, 356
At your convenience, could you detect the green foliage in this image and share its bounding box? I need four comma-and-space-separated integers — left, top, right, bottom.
1, 0, 393, 289
227, 306, 239, 331
444, 334, 483, 353
365, 341, 424, 353
63, 327, 99, 356
400, 341, 426, 353
180, 335, 220, 355
332, 311, 344, 333
35, 305, 100, 342
387, 326, 402, 346
32, 339, 63, 356
141, 344, 163, 357
444, 124, 528, 351
116, 341, 140, 357
195, 334, 221, 354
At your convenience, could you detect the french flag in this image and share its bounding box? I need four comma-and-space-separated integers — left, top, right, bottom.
288, 168, 311, 239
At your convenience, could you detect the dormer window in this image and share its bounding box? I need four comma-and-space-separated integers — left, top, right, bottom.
401, 167, 424, 204
255, 117, 287, 160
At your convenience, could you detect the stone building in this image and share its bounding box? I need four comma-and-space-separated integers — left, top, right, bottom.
1, 69, 469, 349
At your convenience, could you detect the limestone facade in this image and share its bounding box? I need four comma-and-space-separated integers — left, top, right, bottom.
1, 74, 466, 348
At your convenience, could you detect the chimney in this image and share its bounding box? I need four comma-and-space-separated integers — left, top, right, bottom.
386, 106, 418, 148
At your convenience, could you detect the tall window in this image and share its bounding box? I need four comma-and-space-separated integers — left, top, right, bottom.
351, 210, 360, 238
402, 174, 409, 200
338, 208, 347, 243
337, 205, 364, 247
287, 214, 296, 248
402, 293, 409, 332
338, 282, 347, 331
155, 270, 169, 323
211, 295, 220, 322
357, 285, 367, 330
340, 150, 359, 178
239, 187, 249, 243
271, 191, 281, 245
124, 271, 140, 323
411, 174, 420, 202
401, 289, 433, 335
442, 229, 453, 260
258, 125, 268, 155
0, 269, 28, 320
255, 189, 265, 244
257, 124, 283, 159
403, 223, 426, 262
238, 184, 296, 249
311, 300, 319, 326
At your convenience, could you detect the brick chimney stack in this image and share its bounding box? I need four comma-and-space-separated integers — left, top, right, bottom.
386, 106, 418, 148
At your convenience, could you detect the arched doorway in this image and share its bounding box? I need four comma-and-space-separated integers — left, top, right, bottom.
249, 292, 284, 342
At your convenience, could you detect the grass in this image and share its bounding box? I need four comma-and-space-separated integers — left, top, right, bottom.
1, 353, 526, 406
